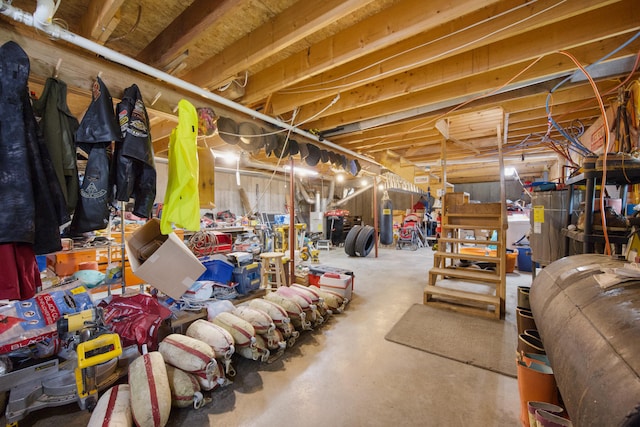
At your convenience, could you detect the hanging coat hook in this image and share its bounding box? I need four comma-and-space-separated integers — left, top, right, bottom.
53, 58, 62, 78
151, 91, 162, 106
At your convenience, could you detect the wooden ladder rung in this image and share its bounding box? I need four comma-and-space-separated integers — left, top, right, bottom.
428, 267, 501, 283
437, 238, 503, 246
424, 290, 503, 319
423, 285, 500, 305
441, 225, 501, 230
433, 252, 501, 263
423, 285, 501, 319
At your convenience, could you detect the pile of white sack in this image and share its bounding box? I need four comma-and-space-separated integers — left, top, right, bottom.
87, 284, 349, 427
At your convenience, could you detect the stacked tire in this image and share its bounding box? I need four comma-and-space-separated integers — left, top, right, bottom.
344, 225, 375, 257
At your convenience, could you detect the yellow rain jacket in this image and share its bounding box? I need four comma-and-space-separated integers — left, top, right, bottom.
161, 99, 200, 234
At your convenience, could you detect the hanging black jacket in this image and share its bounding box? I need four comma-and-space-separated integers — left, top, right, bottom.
32, 77, 80, 214
114, 84, 156, 218
70, 77, 121, 235
0, 41, 69, 254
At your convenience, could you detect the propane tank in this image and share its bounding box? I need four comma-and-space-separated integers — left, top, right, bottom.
379, 191, 393, 245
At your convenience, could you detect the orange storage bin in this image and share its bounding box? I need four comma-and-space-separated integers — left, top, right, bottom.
46, 250, 96, 276
506, 251, 517, 273
459, 247, 517, 273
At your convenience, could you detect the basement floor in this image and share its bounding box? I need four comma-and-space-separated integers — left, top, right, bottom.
16, 245, 525, 426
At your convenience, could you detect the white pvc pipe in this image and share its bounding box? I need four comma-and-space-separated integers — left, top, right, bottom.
0, 1, 380, 168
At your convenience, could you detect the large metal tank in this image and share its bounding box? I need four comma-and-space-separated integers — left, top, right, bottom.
530, 190, 569, 265
530, 254, 640, 426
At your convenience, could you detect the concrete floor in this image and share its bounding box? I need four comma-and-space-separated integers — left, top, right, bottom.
15, 246, 528, 426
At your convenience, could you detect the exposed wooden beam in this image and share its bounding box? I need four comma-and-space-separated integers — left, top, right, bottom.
265, 0, 623, 113
305, 42, 637, 133
304, 40, 639, 131
184, 0, 377, 89
509, 112, 600, 134
507, 101, 601, 123
342, 129, 440, 152
404, 136, 501, 158
435, 119, 482, 155
0, 23, 252, 132
332, 79, 619, 156
79, 0, 125, 44
150, 119, 180, 143
238, 0, 503, 105
136, 0, 238, 67
292, 7, 639, 124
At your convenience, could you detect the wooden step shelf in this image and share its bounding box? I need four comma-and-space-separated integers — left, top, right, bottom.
438, 237, 497, 245
423, 285, 502, 319
433, 251, 502, 264
441, 224, 500, 231
425, 193, 506, 319
428, 267, 502, 284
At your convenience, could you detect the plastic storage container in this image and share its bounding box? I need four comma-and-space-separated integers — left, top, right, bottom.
198, 255, 234, 283
318, 272, 353, 299
36, 255, 47, 272
517, 246, 533, 272
232, 262, 261, 295
308, 264, 354, 288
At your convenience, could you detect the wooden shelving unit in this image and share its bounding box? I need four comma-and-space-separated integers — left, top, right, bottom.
425, 193, 507, 319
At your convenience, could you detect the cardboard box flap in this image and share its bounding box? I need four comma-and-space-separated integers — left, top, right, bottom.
126, 220, 205, 300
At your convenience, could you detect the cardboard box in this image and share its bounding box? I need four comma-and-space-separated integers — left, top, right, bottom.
319, 272, 353, 300
125, 219, 205, 300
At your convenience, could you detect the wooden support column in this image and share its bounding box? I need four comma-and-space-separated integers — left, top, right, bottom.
289, 157, 296, 284
373, 175, 379, 258
497, 122, 506, 317
197, 146, 215, 208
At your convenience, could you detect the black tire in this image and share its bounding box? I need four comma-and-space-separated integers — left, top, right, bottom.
344, 225, 362, 257
355, 225, 375, 257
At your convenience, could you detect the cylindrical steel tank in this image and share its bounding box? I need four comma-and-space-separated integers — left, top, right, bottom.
529, 190, 568, 265
530, 254, 640, 426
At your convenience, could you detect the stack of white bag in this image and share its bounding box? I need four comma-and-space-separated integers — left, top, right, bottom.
212, 311, 268, 362
87, 384, 133, 427
264, 291, 311, 331
291, 284, 330, 318
248, 298, 299, 347
312, 286, 348, 313
186, 319, 237, 376
87, 351, 173, 427
159, 334, 228, 392
234, 305, 286, 358
86, 284, 349, 426
275, 286, 323, 328
87, 332, 231, 427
